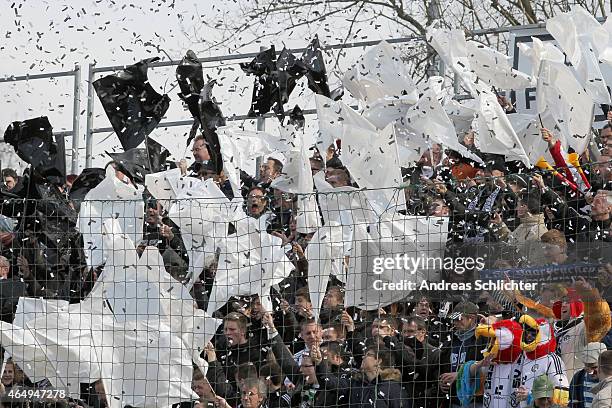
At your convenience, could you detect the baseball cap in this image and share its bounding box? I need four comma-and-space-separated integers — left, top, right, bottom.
583, 342, 608, 365
531, 375, 555, 400
449, 301, 479, 320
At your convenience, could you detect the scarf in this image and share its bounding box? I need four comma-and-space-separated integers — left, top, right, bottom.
455, 326, 476, 342
464, 186, 501, 243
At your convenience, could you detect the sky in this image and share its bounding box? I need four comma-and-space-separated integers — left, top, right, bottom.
0, 0, 411, 172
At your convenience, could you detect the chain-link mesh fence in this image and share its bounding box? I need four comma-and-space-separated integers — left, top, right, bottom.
0, 161, 611, 408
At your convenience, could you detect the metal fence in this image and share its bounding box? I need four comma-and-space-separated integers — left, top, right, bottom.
82, 20, 567, 169
0, 66, 81, 175
0, 19, 603, 174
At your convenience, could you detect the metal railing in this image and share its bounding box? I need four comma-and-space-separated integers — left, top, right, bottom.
83, 21, 565, 168
5, 19, 605, 171
0, 66, 81, 175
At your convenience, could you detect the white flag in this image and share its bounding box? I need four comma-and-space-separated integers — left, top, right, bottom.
444, 99, 478, 138
270, 126, 321, 233
597, 16, 612, 65
517, 37, 565, 78
466, 40, 535, 90
345, 215, 448, 310
270, 127, 314, 195
168, 178, 240, 288
77, 166, 144, 269
506, 112, 553, 165
404, 78, 484, 165
0, 298, 110, 396
537, 59, 594, 155
343, 40, 418, 104
547, 6, 611, 104
427, 26, 476, 95
313, 172, 379, 258
473, 84, 531, 166
339, 123, 406, 214
91, 318, 197, 408
362, 98, 414, 130
306, 224, 345, 322
217, 126, 289, 197
2, 221, 221, 405
315, 94, 376, 157
144, 167, 184, 201
207, 214, 293, 314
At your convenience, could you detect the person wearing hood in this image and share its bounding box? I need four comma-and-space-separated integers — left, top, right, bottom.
313, 344, 409, 408
439, 301, 488, 408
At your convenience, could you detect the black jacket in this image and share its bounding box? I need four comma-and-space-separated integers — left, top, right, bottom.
441, 327, 488, 405
208, 336, 269, 405
316, 364, 410, 408
401, 339, 443, 408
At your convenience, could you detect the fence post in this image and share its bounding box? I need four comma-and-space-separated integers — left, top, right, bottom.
453, 72, 460, 95
85, 63, 96, 168
71, 65, 81, 175
255, 46, 267, 180
255, 117, 265, 180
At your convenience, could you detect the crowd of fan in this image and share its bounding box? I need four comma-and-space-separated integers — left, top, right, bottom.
1, 97, 612, 408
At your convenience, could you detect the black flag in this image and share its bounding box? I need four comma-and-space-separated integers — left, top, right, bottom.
301, 37, 331, 98
93, 57, 170, 151
276, 47, 307, 105
176, 50, 205, 125
287, 105, 305, 129
240, 46, 284, 117
4, 116, 66, 186
176, 50, 226, 172
107, 138, 170, 184
68, 168, 106, 211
